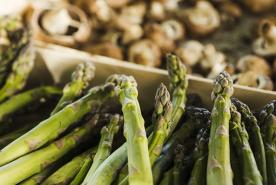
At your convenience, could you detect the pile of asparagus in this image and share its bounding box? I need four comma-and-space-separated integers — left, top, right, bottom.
0, 16, 275, 185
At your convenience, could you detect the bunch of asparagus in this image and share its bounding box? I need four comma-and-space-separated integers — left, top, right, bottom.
0, 16, 275, 185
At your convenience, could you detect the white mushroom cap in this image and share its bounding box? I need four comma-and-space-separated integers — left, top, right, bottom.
148, 1, 166, 21
128, 39, 161, 67
122, 24, 143, 44
175, 40, 204, 66
253, 20, 276, 56
236, 55, 271, 76
89, 0, 114, 22
241, 0, 275, 13
233, 71, 274, 90
185, 1, 220, 36
200, 44, 225, 70
161, 19, 185, 41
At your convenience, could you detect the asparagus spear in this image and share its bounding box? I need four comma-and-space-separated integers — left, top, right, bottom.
83, 143, 127, 185
152, 137, 195, 184
107, 74, 153, 185
0, 86, 61, 122
21, 148, 97, 185
230, 105, 262, 185
159, 168, 173, 185
0, 83, 115, 166
82, 114, 121, 184
51, 62, 95, 115
152, 107, 210, 184
173, 144, 186, 185
0, 15, 29, 84
258, 101, 276, 185
230, 143, 243, 185
42, 149, 96, 185
0, 115, 100, 184
162, 107, 210, 155
188, 128, 209, 185
115, 84, 173, 185
207, 71, 233, 185
148, 83, 173, 165
166, 54, 188, 137
0, 122, 37, 149
232, 98, 267, 185
0, 42, 34, 102
70, 155, 94, 185
20, 160, 66, 185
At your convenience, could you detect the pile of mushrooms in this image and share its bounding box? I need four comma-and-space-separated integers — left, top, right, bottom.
31, 0, 276, 91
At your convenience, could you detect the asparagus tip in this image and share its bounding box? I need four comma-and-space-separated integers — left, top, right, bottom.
212, 71, 233, 101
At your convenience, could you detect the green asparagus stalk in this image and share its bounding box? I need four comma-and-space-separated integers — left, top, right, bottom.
107, 74, 153, 185
173, 144, 186, 185
116, 84, 173, 185
42, 149, 96, 185
102, 125, 153, 185
82, 143, 128, 185
20, 160, 66, 185
258, 101, 276, 185
152, 106, 210, 184
232, 98, 267, 185
0, 43, 34, 102
166, 54, 188, 137
21, 148, 97, 185
0, 122, 37, 149
51, 62, 95, 115
207, 71, 233, 185
188, 128, 209, 185
82, 114, 121, 184
230, 105, 262, 185
0, 86, 61, 122
230, 143, 243, 185
70, 154, 94, 185
148, 83, 173, 165
0, 15, 29, 84
0, 83, 115, 166
0, 115, 100, 184
162, 106, 210, 155
152, 137, 195, 184
159, 168, 173, 185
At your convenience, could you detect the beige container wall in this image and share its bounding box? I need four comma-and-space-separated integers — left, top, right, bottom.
31, 42, 276, 111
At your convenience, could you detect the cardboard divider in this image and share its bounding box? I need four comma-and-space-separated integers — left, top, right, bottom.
32, 41, 276, 111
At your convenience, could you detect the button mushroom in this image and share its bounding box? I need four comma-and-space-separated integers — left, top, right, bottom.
144, 23, 175, 54
32, 4, 91, 47
106, 0, 130, 9
148, 1, 166, 21
219, 1, 242, 24
88, 0, 114, 23
241, 0, 275, 13
113, 2, 146, 44
83, 42, 123, 60
174, 40, 204, 67
116, 2, 146, 27
236, 55, 271, 76
253, 19, 276, 56
128, 39, 161, 67
184, 1, 220, 36
199, 44, 227, 78
161, 19, 185, 41
233, 71, 274, 90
